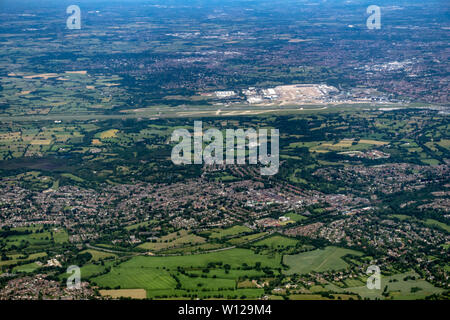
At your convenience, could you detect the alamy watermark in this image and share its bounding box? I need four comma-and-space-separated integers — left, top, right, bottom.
66, 265, 81, 290
366, 265, 381, 290
170, 121, 279, 176
366, 5, 381, 30
66, 5, 81, 30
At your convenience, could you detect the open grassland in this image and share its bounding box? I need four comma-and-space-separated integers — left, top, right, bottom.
358, 139, 389, 145
178, 273, 236, 290
98, 129, 119, 139
284, 212, 308, 222
30, 139, 52, 145
158, 243, 226, 255
436, 139, 450, 150
61, 173, 84, 182
226, 232, 268, 245
389, 214, 411, 221
307, 139, 389, 153
80, 249, 117, 262
424, 219, 450, 233
12, 262, 41, 273
283, 246, 363, 275
53, 228, 69, 244
58, 261, 116, 282
137, 230, 206, 251
189, 268, 266, 280
252, 235, 299, 248
93, 267, 177, 290
205, 225, 252, 239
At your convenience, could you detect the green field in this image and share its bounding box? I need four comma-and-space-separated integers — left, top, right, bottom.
59, 261, 116, 281
12, 262, 41, 273
388, 214, 411, 221
53, 228, 69, 244
284, 213, 308, 222
159, 243, 226, 255
226, 232, 268, 245
93, 267, 177, 291
424, 219, 450, 233
137, 230, 206, 251
206, 225, 253, 239
188, 268, 266, 280
80, 249, 117, 262
253, 235, 299, 248
283, 246, 363, 275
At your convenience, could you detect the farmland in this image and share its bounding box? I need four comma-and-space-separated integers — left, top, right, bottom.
79, 250, 117, 262
137, 230, 206, 252
253, 235, 299, 249
283, 247, 363, 275
99, 289, 147, 299
205, 226, 253, 240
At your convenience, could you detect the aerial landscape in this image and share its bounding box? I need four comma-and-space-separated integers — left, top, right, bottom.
0, 0, 448, 304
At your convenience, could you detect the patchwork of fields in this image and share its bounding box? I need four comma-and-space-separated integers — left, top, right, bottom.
2, 222, 446, 300
90, 248, 281, 299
